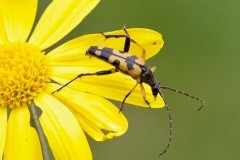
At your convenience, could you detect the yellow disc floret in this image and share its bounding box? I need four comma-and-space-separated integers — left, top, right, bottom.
0, 42, 50, 108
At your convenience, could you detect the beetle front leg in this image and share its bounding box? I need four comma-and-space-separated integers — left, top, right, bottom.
100, 27, 147, 57
140, 83, 151, 108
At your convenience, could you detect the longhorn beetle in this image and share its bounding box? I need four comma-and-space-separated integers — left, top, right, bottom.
53, 27, 205, 156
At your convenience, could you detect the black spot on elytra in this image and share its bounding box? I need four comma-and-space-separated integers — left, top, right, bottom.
101, 47, 114, 54
87, 47, 114, 62
111, 59, 120, 67
98, 47, 113, 61
125, 56, 138, 70
87, 46, 98, 55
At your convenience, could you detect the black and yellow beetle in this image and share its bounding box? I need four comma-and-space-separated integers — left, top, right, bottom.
53, 27, 205, 156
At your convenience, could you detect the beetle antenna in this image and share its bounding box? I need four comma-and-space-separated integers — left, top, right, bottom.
158, 90, 173, 156
160, 86, 205, 111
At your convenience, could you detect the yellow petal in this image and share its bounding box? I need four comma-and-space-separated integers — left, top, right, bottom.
4, 107, 42, 160
0, 0, 37, 42
49, 83, 128, 141
34, 92, 92, 160
50, 68, 165, 108
0, 107, 7, 158
0, 12, 8, 43
47, 28, 164, 64
29, 0, 100, 50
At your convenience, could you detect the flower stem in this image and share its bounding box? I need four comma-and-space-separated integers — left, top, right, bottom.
29, 102, 55, 160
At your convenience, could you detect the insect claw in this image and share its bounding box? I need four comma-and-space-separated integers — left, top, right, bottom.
148, 102, 152, 108
99, 32, 107, 41
118, 108, 123, 113
119, 103, 124, 112
143, 98, 151, 108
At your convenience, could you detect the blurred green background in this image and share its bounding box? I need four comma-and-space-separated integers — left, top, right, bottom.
40, 0, 240, 159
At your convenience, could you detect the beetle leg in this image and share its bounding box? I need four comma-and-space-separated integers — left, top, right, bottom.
52, 68, 118, 94
100, 32, 131, 52
140, 83, 151, 108
122, 26, 131, 52
119, 82, 139, 112
100, 27, 146, 59
122, 26, 147, 59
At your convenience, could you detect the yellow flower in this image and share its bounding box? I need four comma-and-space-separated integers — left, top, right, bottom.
0, 0, 164, 160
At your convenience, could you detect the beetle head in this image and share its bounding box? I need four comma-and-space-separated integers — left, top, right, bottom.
151, 81, 160, 100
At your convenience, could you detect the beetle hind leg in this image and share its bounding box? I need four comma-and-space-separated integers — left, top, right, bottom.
52, 68, 118, 94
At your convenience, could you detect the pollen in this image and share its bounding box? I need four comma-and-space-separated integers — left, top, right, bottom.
0, 42, 50, 108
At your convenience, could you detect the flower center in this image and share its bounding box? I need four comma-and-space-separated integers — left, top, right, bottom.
0, 42, 50, 108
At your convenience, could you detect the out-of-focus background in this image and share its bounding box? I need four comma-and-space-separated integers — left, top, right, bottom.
40, 0, 240, 159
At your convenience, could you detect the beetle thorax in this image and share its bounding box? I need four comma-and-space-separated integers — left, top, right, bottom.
140, 66, 155, 85
140, 66, 160, 98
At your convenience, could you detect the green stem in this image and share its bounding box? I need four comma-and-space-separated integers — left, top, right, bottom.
28, 102, 55, 160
